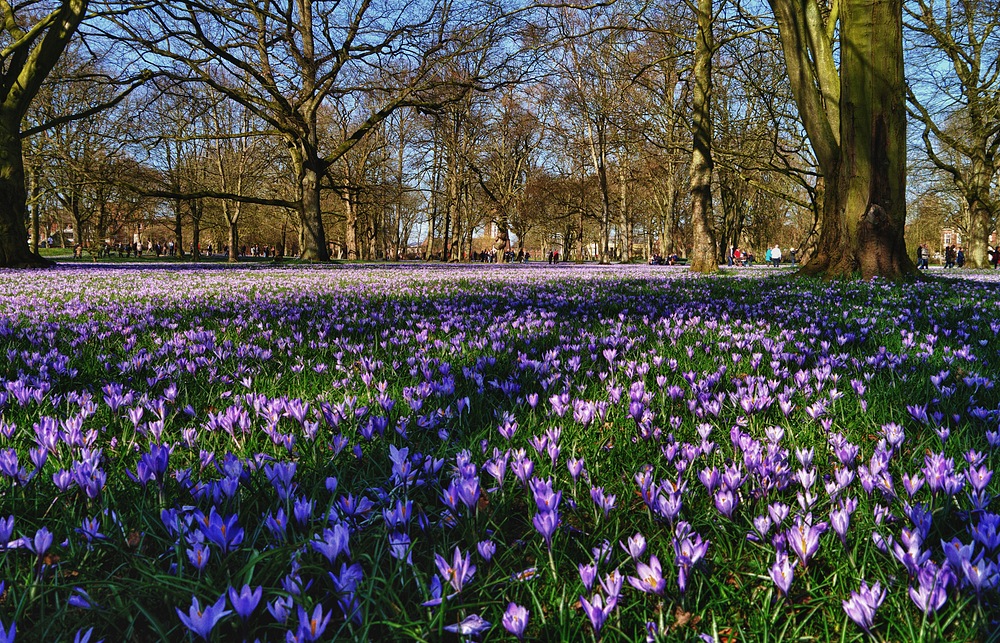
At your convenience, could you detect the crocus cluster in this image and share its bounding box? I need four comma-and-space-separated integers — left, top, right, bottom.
0, 263, 997, 641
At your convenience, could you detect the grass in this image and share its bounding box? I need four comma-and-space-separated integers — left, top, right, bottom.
0, 264, 998, 642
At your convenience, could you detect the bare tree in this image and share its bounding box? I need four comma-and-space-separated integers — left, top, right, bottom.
108, 0, 528, 261
906, 0, 1000, 268
0, 0, 88, 266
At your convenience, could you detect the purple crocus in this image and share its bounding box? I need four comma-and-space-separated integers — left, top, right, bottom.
295, 604, 332, 641
27, 526, 53, 558
627, 555, 666, 595
444, 614, 491, 636
477, 540, 496, 562
0, 618, 13, 643
580, 593, 612, 633
434, 547, 476, 593
622, 532, 647, 559
788, 515, 826, 567
176, 595, 231, 640
908, 562, 954, 614
532, 511, 558, 548
228, 584, 262, 620
714, 488, 737, 518
770, 551, 794, 596
502, 602, 529, 640
590, 486, 616, 517
842, 580, 886, 634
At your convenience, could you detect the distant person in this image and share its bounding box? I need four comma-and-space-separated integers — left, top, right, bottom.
916, 243, 928, 269
944, 245, 956, 269
772, 245, 782, 267
992, 246, 1000, 269
956, 247, 965, 267
765, 247, 772, 265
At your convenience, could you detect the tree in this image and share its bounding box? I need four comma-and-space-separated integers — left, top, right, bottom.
0, 0, 89, 266
112, 0, 526, 262
906, 0, 1000, 268
687, 0, 718, 272
470, 89, 541, 259
769, 0, 915, 279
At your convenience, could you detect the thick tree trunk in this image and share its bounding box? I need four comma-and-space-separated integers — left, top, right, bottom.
228, 219, 239, 263
688, 0, 719, 274
801, 0, 914, 280
298, 153, 329, 261
0, 119, 50, 267
965, 192, 992, 269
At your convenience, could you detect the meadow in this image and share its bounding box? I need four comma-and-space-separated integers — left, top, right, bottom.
0, 262, 998, 642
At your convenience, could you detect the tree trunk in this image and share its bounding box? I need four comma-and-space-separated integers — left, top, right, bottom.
173, 198, 184, 257
965, 189, 992, 269
298, 150, 329, 261
343, 188, 358, 260
688, 0, 719, 273
800, 0, 914, 280
0, 118, 50, 267
228, 219, 239, 263
191, 200, 202, 262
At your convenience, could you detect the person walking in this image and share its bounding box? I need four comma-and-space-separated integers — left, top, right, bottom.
956, 247, 965, 268
772, 245, 782, 267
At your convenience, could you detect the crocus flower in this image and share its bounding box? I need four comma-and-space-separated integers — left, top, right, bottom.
908, 562, 954, 614
0, 619, 12, 643
628, 555, 666, 595
842, 580, 885, 634
623, 532, 647, 559
788, 516, 826, 567
714, 488, 737, 518
27, 526, 53, 558
502, 602, 529, 640
444, 614, 491, 636
176, 595, 231, 640
187, 543, 211, 571
296, 604, 332, 641
228, 584, 262, 620
434, 547, 475, 593
580, 593, 612, 633
770, 551, 794, 596
533, 511, 558, 548
477, 540, 496, 562
73, 627, 101, 643
590, 486, 616, 517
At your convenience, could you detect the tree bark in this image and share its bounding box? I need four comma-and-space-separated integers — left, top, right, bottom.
688, 0, 719, 273
228, 219, 239, 263
772, 0, 915, 280
343, 188, 358, 260
174, 198, 185, 257
800, 0, 914, 279
0, 116, 50, 267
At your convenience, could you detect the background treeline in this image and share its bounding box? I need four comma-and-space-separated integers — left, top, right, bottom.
16, 0, 999, 264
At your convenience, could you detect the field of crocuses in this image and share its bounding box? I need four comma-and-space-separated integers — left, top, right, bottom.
0, 263, 998, 642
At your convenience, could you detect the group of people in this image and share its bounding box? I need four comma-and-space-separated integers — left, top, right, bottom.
649, 253, 681, 265
470, 249, 531, 263
943, 244, 966, 269
917, 243, 1000, 269
728, 245, 796, 267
